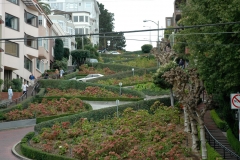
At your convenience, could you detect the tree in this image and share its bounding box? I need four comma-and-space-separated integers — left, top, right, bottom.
54, 39, 64, 61
63, 48, 70, 59
75, 36, 91, 50
53, 58, 68, 71
178, 0, 240, 138
141, 44, 153, 53
37, 0, 51, 15
71, 49, 90, 69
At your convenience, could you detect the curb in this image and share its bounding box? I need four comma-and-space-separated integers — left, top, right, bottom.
12, 141, 33, 160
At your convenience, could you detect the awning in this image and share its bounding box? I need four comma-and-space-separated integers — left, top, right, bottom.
21, 0, 35, 6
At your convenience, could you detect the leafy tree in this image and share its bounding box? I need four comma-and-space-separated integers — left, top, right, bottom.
71, 49, 90, 69
63, 48, 70, 59
164, 26, 174, 39
141, 44, 153, 53
11, 79, 22, 92
107, 32, 126, 50
84, 44, 99, 59
54, 39, 64, 61
37, 0, 51, 15
75, 36, 91, 50
179, 0, 240, 138
53, 58, 68, 71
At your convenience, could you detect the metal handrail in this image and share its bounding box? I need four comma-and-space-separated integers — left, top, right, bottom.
205, 125, 240, 159
0, 81, 40, 109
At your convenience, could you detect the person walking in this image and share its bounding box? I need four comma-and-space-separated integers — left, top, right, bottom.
29, 73, 35, 86
22, 82, 28, 95
59, 68, 64, 78
8, 86, 13, 102
55, 69, 59, 79
44, 71, 49, 79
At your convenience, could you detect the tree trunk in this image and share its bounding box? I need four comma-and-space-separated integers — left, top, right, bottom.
184, 107, 191, 132
199, 118, 207, 159
170, 88, 174, 107
190, 116, 199, 151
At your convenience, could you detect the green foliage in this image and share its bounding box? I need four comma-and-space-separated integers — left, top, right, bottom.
63, 48, 69, 59
37, 1, 51, 15
52, 58, 68, 71
210, 110, 229, 131
11, 79, 22, 92
84, 44, 99, 59
71, 49, 90, 67
164, 26, 174, 39
54, 39, 64, 61
206, 143, 223, 160
119, 56, 157, 68
141, 44, 153, 53
3, 79, 12, 91
227, 129, 240, 155
153, 61, 178, 89
75, 37, 91, 50
133, 83, 170, 96
0, 79, 3, 87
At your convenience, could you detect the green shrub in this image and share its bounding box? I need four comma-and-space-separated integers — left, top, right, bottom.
62, 71, 78, 80
210, 110, 229, 131
206, 143, 223, 160
227, 129, 240, 155
141, 44, 153, 53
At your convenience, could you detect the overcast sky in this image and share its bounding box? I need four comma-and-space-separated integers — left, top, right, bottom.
97, 0, 175, 51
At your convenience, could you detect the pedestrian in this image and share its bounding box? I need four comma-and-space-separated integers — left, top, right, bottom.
55, 69, 59, 79
29, 73, 35, 86
59, 68, 64, 78
44, 71, 49, 79
8, 86, 13, 102
22, 82, 29, 95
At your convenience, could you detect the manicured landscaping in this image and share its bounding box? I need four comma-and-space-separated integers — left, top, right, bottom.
4, 98, 91, 121
78, 65, 116, 75
27, 106, 197, 159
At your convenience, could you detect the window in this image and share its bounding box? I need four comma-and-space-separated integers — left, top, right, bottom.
7, 0, 19, 5
75, 28, 78, 34
85, 2, 91, 8
79, 16, 84, 22
25, 33, 38, 49
85, 16, 88, 22
5, 41, 19, 57
73, 16, 78, 22
25, 10, 38, 27
79, 3, 81, 6
36, 58, 44, 73
85, 28, 88, 34
36, 58, 40, 70
167, 19, 172, 27
5, 13, 19, 31
24, 56, 32, 72
79, 28, 84, 34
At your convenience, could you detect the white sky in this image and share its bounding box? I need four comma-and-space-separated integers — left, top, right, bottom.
97, 0, 175, 51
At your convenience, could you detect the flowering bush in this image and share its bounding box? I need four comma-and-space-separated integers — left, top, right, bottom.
45, 86, 138, 98
78, 65, 115, 75
29, 105, 198, 159
5, 98, 89, 121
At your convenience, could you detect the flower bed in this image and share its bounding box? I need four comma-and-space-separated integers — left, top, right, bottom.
27, 106, 197, 159
45, 87, 139, 99
4, 98, 90, 121
78, 65, 116, 75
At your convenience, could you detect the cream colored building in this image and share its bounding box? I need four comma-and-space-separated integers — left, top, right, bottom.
0, 0, 53, 84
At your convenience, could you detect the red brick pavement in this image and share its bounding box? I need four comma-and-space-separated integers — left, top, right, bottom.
0, 126, 34, 160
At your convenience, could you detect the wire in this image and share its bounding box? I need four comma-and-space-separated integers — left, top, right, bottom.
1, 21, 240, 41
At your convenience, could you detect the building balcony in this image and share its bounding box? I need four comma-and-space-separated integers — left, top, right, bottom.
25, 46, 38, 59
38, 47, 49, 59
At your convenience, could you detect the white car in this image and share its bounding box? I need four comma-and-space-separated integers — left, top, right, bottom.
77, 74, 104, 82
110, 51, 121, 55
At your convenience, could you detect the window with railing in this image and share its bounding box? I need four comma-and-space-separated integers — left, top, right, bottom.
7, 0, 19, 5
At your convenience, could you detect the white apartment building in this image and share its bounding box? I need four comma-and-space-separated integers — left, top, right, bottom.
0, 0, 53, 84
42, 0, 100, 46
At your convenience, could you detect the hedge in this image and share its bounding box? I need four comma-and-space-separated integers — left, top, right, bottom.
210, 109, 229, 131
62, 70, 78, 80
227, 129, 240, 156
0, 88, 45, 120
38, 80, 145, 99
34, 97, 172, 133
88, 67, 158, 83
21, 132, 75, 160
206, 143, 223, 160
88, 63, 141, 72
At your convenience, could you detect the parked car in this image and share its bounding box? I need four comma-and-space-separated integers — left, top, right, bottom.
77, 74, 104, 82
88, 59, 98, 63
110, 51, 121, 55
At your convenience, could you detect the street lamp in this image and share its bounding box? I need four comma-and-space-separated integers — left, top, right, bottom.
143, 26, 151, 45
132, 68, 134, 76
119, 82, 122, 96
143, 20, 159, 53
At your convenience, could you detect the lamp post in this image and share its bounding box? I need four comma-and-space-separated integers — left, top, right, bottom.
119, 82, 122, 96
132, 68, 134, 76
143, 20, 159, 52
143, 26, 151, 45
